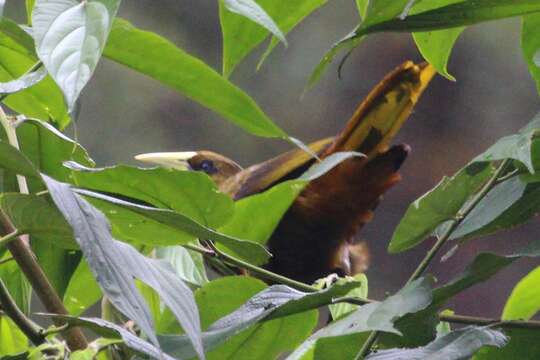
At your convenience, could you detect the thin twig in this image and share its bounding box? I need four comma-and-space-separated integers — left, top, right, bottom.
0, 278, 45, 345
357, 159, 512, 358
0, 229, 20, 248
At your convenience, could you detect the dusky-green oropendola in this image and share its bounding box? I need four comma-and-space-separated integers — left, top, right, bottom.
136, 61, 436, 283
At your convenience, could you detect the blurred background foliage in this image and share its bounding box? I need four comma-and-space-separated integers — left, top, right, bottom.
6, 0, 540, 317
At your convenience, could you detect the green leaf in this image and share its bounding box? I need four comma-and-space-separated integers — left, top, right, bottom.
0, 140, 40, 180
0, 66, 47, 94
368, 326, 507, 360
389, 162, 494, 253
195, 277, 317, 360
104, 18, 286, 139
219, 0, 326, 77
0, 317, 27, 356
15, 118, 94, 191
0, 254, 31, 316
381, 238, 540, 349
32, 0, 121, 110
26, 0, 35, 24
0, 19, 69, 128
310, 0, 540, 87
0, 193, 76, 249
502, 266, 540, 320
43, 175, 204, 358
159, 280, 360, 359
66, 162, 233, 229
523, 14, 540, 96
41, 315, 176, 360
473, 113, 540, 173
288, 277, 433, 359
328, 274, 368, 320
78, 189, 271, 265
63, 259, 102, 316
156, 246, 208, 289
449, 176, 527, 240
473, 329, 540, 359
222, 0, 287, 47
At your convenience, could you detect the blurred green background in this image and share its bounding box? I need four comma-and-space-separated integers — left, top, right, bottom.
7, 1, 540, 318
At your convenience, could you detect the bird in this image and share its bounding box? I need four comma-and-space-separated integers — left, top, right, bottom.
135, 61, 436, 284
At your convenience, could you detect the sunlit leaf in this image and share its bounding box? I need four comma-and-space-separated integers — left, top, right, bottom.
104, 18, 287, 139
502, 266, 540, 320
219, 0, 326, 76
0, 19, 69, 128
32, 0, 121, 110
0, 317, 27, 356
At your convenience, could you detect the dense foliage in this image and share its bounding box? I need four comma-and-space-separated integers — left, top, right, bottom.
0, 1, 539, 359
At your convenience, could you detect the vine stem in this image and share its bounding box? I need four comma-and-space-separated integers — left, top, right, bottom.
0, 106, 88, 350
357, 159, 512, 359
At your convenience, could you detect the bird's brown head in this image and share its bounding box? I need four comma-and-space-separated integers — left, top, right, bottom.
135, 150, 242, 185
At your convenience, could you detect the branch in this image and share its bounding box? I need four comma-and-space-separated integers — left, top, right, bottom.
0, 108, 88, 350
0, 278, 44, 345
357, 159, 512, 358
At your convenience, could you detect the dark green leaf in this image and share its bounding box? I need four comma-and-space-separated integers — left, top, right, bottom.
389, 162, 494, 253
288, 278, 433, 359
66, 162, 233, 229
104, 18, 286, 138
32, 0, 121, 110
43, 176, 204, 358
0, 140, 40, 179
77, 189, 271, 265
502, 266, 540, 320
219, 0, 326, 76
367, 326, 507, 360
0, 193, 76, 249
473, 329, 540, 359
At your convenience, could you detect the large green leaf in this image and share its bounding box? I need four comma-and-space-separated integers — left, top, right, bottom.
195, 277, 317, 360
104, 18, 286, 139
0, 317, 27, 356
32, 0, 121, 110
411, 0, 465, 81
43, 175, 204, 358
389, 162, 494, 253
66, 162, 233, 229
473, 329, 540, 359
287, 278, 433, 359
78, 189, 271, 265
522, 13, 540, 96
159, 280, 361, 359
390, 113, 540, 252
63, 259, 102, 316
502, 266, 540, 320
311, 0, 540, 87
0, 19, 69, 128
219, 0, 326, 77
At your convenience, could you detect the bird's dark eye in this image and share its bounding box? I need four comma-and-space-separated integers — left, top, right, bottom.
200, 160, 217, 174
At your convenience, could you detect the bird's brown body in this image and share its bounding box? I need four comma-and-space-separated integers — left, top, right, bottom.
136, 61, 436, 284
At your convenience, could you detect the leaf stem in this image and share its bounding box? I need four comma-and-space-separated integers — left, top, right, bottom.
0, 278, 45, 345
0, 229, 20, 248
357, 159, 512, 358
